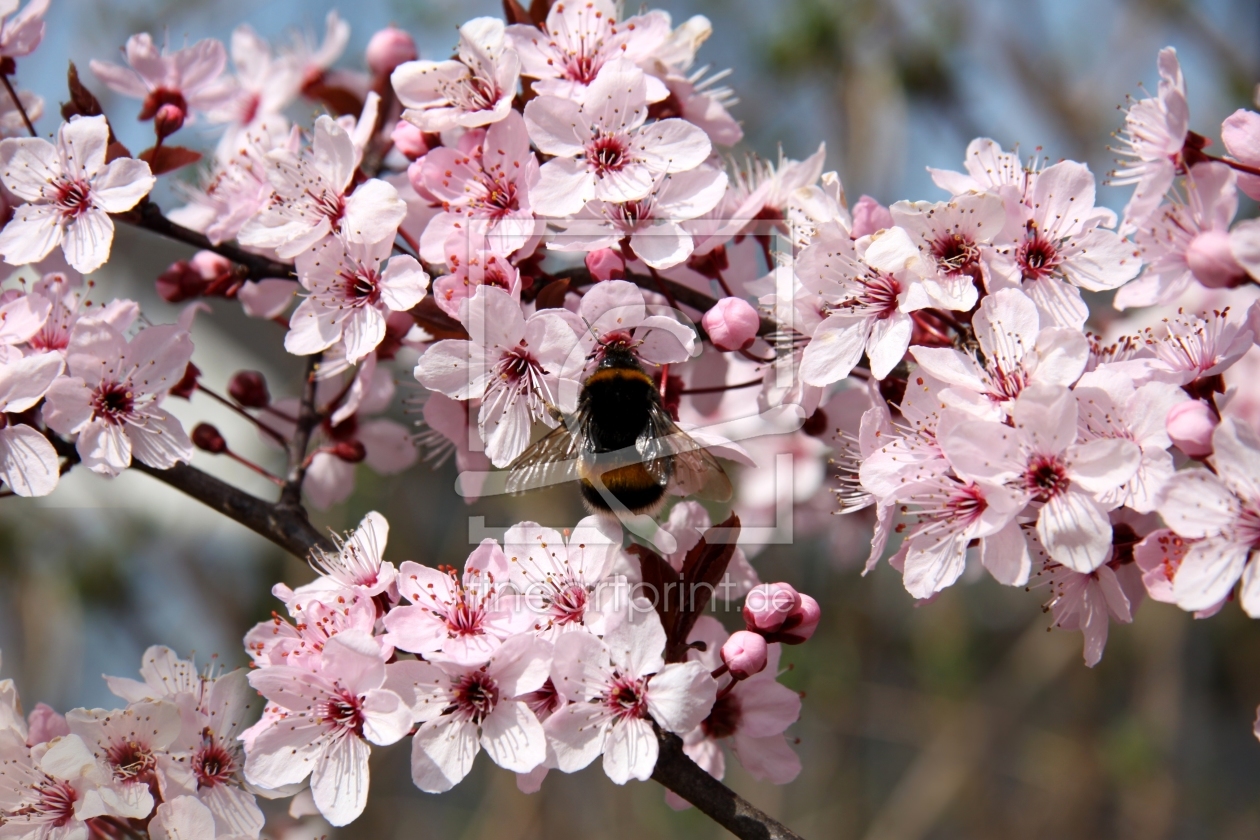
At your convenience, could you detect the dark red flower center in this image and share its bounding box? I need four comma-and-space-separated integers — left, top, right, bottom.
91, 381, 135, 425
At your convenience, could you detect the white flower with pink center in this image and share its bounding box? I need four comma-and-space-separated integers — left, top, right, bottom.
43, 320, 194, 477
941, 383, 1142, 573
392, 17, 520, 133
1037, 558, 1144, 667
1139, 306, 1255, 386
383, 538, 530, 665
286, 232, 429, 364
299, 510, 399, 601
241, 631, 413, 827
1118, 163, 1247, 309
415, 285, 581, 467
797, 226, 947, 384
1156, 418, 1260, 616
386, 634, 552, 792
545, 610, 716, 784
0, 729, 149, 837
65, 700, 184, 819
909, 288, 1089, 420
523, 59, 711, 218
430, 233, 522, 320
675, 617, 801, 793
206, 25, 301, 155
0, 115, 155, 274
504, 517, 625, 637
890, 192, 1008, 299
1111, 47, 1190, 234
0, 0, 47, 61
575, 279, 697, 374
548, 166, 728, 269
89, 33, 234, 128
418, 111, 540, 259
237, 114, 406, 259
990, 160, 1140, 329
245, 586, 381, 671
0, 351, 64, 497
506, 0, 672, 102
22, 273, 138, 358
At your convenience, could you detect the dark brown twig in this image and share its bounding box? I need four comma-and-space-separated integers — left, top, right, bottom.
124, 202, 297, 281
279, 354, 323, 509
1, 74, 36, 137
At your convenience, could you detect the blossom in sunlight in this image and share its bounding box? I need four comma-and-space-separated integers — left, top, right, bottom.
0, 115, 155, 274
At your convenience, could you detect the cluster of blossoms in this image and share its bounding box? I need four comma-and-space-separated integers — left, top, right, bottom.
0, 0, 1259, 835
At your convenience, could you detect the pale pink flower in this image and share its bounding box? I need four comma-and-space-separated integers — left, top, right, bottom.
207, 25, 301, 152
548, 166, 728, 269
1117, 162, 1246, 309
383, 538, 529, 665
417, 111, 540, 259
43, 320, 194, 476
523, 59, 710, 217
0, 115, 155, 274
1133, 527, 1228, 617
415, 286, 581, 467
1155, 418, 1260, 616
23, 273, 138, 357
0, 286, 51, 362
0, 86, 40, 138
576, 279, 698, 373
1111, 47, 1190, 234
282, 9, 350, 92
504, 517, 626, 637
65, 700, 183, 818
0, 0, 48, 60
392, 17, 519, 133
1139, 307, 1254, 386
507, 0, 671, 102
430, 234, 522, 320
0, 351, 64, 496
301, 511, 398, 601
890, 192, 1007, 296
910, 288, 1089, 420
658, 68, 742, 147
546, 610, 716, 784
733, 143, 827, 228
941, 383, 1142, 573
1222, 108, 1260, 201
928, 136, 1031, 203
237, 115, 406, 259
655, 502, 759, 599
387, 634, 552, 792
1039, 559, 1144, 667
414, 392, 493, 501
287, 232, 429, 364
245, 586, 381, 672
990, 161, 1140, 329
242, 631, 412, 827
674, 616, 800, 794
90, 34, 233, 128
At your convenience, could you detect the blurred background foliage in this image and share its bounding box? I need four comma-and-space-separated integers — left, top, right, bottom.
2, 0, 1260, 838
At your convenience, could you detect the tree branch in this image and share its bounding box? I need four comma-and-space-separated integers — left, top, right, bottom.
653, 730, 805, 840
123, 201, 297, 281
279, 354, 323, 509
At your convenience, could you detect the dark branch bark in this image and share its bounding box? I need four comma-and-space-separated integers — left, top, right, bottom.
653, 730, 805, 840
124, 201, 297, 281
279, 354, 323, 509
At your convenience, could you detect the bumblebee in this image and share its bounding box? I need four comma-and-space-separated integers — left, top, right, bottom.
504, 342, 732, 516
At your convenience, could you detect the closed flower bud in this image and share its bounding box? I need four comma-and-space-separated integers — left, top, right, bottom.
391, 119, 429, 160
366, 26, 417, 76
720, 630, 768, 680
169, 362, 200, 400
156, 260, 207, 303
743, 582, 801, 634
850, 194, 893, 238
585, 248, 625, 282
1167, 399, 1217, 457
331, 440, 367, 463
153, 102, 186, 140
702, 297, 759, 351
770, 594, 820, 645
228, 370, 270, 408
192, 423, 227, 454
1187, 229, 1246, 288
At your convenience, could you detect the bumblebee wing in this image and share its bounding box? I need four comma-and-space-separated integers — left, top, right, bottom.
636, 410, 734, 502
504, 423, 583, 494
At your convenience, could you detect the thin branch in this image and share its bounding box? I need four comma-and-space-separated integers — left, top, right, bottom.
279, 354, 323, 509
1, 74, 36, 137
123, 201, 297, 281
652, 730, 805, 840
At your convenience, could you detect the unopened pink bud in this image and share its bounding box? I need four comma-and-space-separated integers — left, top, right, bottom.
585, 248, 625, 282
702, 297, 760, 351
743, 582, 800, 634
391, 119, 429, 160
850, 194, 893, 238
190, 250, 233, 280
366, 27, 418, 76
153, 102, 186, 140
720, 630, 768, 679
26, 703, 69, 747
773, 593, 820, 645
331, 440, 367, 463
1167, 399, 1217, 457
1187, 229, 1247, 288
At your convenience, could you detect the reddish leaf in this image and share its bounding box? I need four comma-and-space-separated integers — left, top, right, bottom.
667, 514, 740, 662
139, 145, 202, 175
105, 141, 132, 163
408, 297, 469, 341
626, 543, 680, 637
502, 0, 531, 24
529, 0, 556, 24
63, 62, 103, 120
304, 82, 363, 118
534, 277, 570, 310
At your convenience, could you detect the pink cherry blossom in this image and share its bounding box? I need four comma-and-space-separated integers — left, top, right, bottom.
0, 351, 63, 496
287, 232, 429, 363
941, 383, 1142, 573
302, 511, 398, 601
0, 0, 47, 60
890, 191, 1007, 296
237, 115, 406, 259
242, 631, 412, 827
43, 320, 194, 476
1139, 307, 1255, 386
929, 137, 1031, 202
546, 610, 716, 784
90, 34, 233, 129
65, 700, 184, 818
392, 17, 520, 133
418, 111, 540, 258
383, 538, 529, 664
576, 279, 698, 372
523, 59, 711, 217
506, 0, 671, 102
430, 234, 522, 320
415, 392, 493, 502
850, 195, 894, 238
415, 286, 581, 467
206, 25, 301, 152
1156, 418, 1260, 616
548, 166, 728, 269
1222, 108, 1260, 200
1165, 398, 1217, 456
387, 634, 552, 792
503, 517, 626, 637
1038, 559, 1144, 667
246, 585, 381, 671
1111, 47, 1190, 234
0, 115, 155, 274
